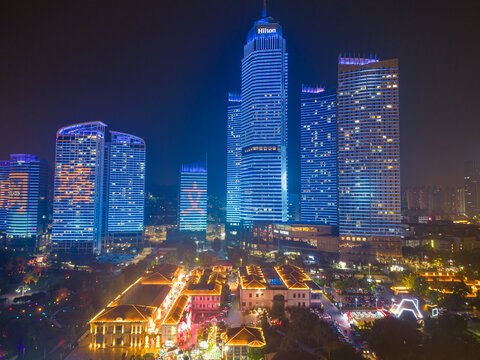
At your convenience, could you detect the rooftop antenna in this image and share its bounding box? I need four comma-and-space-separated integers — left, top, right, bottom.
262, 0, 267, 18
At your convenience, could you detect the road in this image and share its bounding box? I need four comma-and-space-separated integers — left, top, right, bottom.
322, 288, 350, 330
321, 288, 377, 359
50, 308, 64, 328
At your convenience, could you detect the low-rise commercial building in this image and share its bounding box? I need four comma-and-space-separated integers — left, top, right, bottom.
241, 222, 339, 254
183, 268, 225, 313
419, 272, 480, 297
161, 294, 192, 347
221, 326, 265, 360
89, 263, 185, 350
90, 304, 157, 349
238, 265, 322, 310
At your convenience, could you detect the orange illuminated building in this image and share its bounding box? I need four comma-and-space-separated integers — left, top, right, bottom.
89, 263, 186, 350
239, 264, 322, 310
90, 305, 157, 349
221, 326, 265, 360
182, 268, 226, 313
419, 272, 480, 297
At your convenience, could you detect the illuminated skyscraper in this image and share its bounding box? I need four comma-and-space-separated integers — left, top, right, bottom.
240, 4, 288, 222
179, 157, 207, 232
300, 85, 337, 225
464, 160, 480, 217
6, 154, 48, 237
52, 122, 106, 253
0, 161, 9, 231
337, 57, 402, 260
104, 131, 146, 245
226, 92, 242, 227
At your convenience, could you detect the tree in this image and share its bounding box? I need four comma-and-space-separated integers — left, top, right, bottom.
270, 294, 285, 319
164, 251, 178, 264
402, 272, 417, 289
177, 238, 197, 267
412, 276, 429, 297
423, 313, 480, 359
247, 347, 265, 360
197, 252, 214, 267
366, 317, 422, 360
443, 282, 470, 310
212, 238, 222, 255
226, 247, 248, 268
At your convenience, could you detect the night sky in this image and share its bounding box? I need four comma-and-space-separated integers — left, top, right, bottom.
1, 0, 478, 195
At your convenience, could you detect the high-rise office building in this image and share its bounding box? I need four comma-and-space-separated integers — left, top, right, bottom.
456, 187, 466, 215
226, 93, 242, 227
403, 185, 465, 218
300, 85, 337, 225
104, 131, 146, 245
0, 161, 9, 231
52, 122, 146, 253
240, 4, 288, 223
288, 193, 300, 222
6, 154, 48, 237
337, 56, 402, 260
464, 160, 480, 217
179, 157, 207, 232
52, 122, 106, 253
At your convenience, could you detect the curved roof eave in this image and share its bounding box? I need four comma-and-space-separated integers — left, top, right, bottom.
109, 130, 146, 144
57, 121, 107, 137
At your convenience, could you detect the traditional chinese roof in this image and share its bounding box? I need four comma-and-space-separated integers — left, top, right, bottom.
162, 295, 190, 325
240, 265, 267, 289
182, 269, 224, 296
275, 265, 310, 289
91, 304, 155, 323
222, 326, 265, 347
125, 284, 171, 307
141, 263, 183, 285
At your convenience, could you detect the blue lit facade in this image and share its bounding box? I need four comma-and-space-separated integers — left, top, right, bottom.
226, 93, 242, 226
0, 161, 9, 231
105, 131, 146, 238
52, 122, 106, 253
337, 57, 402, 259
240, 9, 288, 223
300, 86, 337, 225
179, 157, 207, 232
6, 154, 48, 237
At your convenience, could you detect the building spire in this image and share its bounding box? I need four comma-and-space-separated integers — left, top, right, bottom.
262, 0, 267, 18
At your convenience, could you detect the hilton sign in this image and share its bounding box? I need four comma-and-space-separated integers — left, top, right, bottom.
257, 27, 276, 34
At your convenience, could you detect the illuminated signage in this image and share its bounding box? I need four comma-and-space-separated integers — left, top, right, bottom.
181, 181, 206, 215
257, 27, 276, 34
55, 164, 95, 204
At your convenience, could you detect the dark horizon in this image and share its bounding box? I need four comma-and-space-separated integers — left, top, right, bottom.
1, 0, 479, 195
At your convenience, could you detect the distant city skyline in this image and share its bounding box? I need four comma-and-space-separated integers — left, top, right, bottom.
1, 0, 478, 195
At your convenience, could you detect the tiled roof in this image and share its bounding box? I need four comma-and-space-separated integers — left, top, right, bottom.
162, 295, 190, 325
240, 265, 267, 289
222, 326, 265, 347
275, 265, 310, 289
91, 304, 155, 323
141, 263, 183, 285
183, 269, 224, 296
